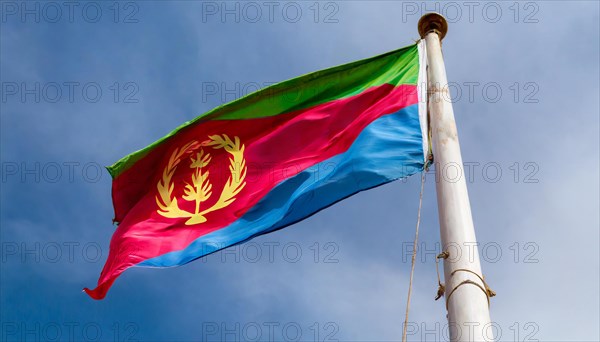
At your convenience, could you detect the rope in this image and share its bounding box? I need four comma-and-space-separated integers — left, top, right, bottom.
451, 268, 496, 298
434, 257, 497, 309
434, 251, 448, 300
445, 269, 496, 309
401, 171, 426, 342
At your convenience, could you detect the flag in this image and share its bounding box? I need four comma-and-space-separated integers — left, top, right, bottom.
85, 41, 429, 299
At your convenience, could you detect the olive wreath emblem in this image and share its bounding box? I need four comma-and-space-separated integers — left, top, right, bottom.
155, 134, 247, 225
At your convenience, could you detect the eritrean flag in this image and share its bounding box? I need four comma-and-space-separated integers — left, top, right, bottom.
85, 41, 429, 299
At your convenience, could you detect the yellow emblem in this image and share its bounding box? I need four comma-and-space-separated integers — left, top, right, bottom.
155, 134, 247, 225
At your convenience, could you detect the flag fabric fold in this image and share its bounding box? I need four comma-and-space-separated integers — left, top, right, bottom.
85, 41, 429, 299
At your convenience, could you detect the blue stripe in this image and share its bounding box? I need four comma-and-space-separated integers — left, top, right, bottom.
139, 104, 424, 267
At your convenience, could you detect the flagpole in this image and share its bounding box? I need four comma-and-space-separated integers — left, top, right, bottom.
418, 13, 493, 341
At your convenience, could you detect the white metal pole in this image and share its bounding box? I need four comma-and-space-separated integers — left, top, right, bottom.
418, 13, 493, 342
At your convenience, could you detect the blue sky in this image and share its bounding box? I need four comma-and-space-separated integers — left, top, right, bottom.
1, 1, 598, 341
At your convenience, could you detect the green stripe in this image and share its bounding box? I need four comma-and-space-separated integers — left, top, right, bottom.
109, 44, 420, 178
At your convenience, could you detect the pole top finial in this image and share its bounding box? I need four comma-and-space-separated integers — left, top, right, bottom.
418, 13, 448, 40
